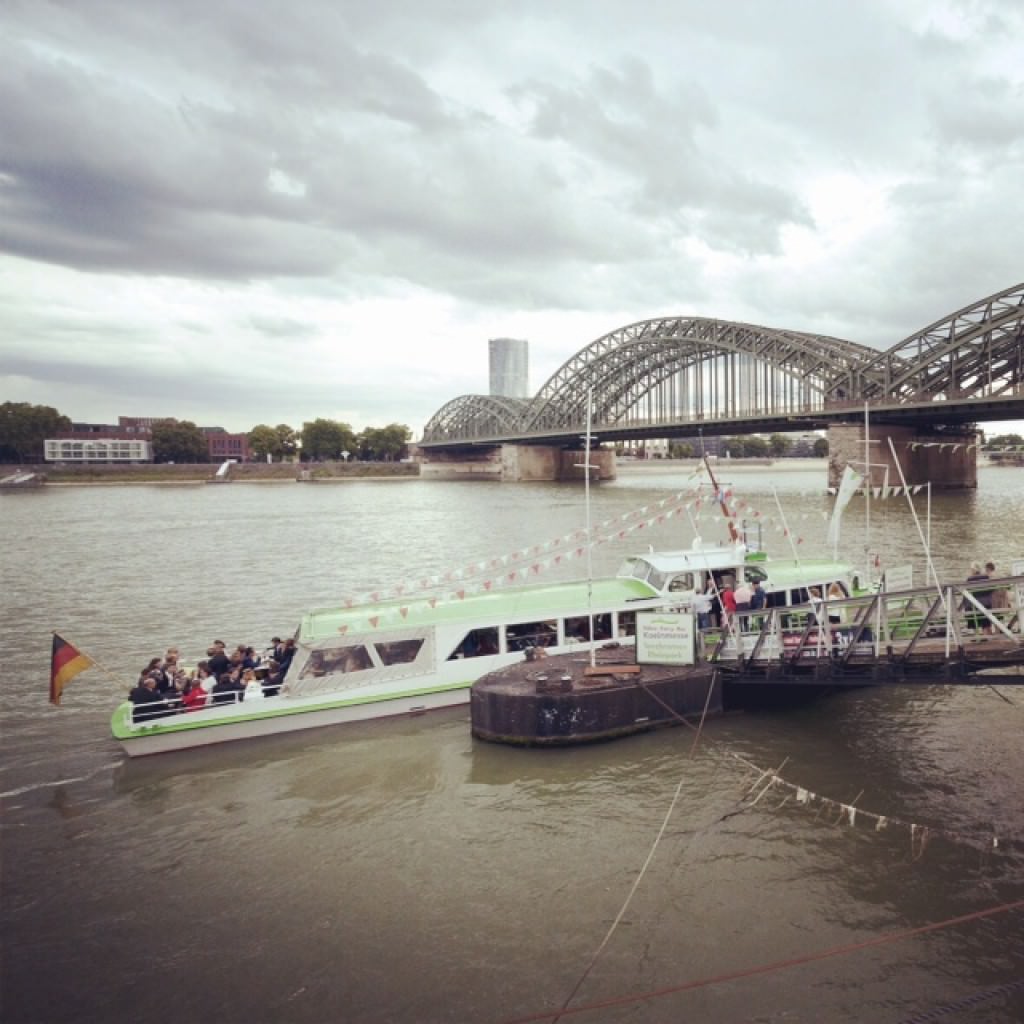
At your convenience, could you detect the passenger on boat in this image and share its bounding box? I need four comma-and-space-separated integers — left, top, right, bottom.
693, 588, 713, 631
964, 563, 991, 633
243, 669, 265, 701
129, 675, 172, 723
734, 580, 752, 628
720, 583, 737, 626
195, 661, 216, 694
181, 678, 209, 712
211, 672, 245, 705
277, 638, 297, 674
206, 642, 231, 678
986, 562, 1010, 632
263, 660, 284, 697
138, 657, 162, 686
748, 580, 766, 629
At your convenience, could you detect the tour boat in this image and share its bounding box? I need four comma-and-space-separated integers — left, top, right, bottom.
110, 534, 858, 756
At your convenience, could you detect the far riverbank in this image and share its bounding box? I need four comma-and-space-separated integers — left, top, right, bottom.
0, 461, 419, 485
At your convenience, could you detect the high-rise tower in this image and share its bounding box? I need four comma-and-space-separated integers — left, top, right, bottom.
488, 338, 529, 398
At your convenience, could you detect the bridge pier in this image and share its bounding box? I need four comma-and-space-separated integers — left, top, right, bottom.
827, 423, 978, 489
419, 445, 616, 482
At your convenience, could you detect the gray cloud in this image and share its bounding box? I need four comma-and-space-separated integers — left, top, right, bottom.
1, 0, 1021, 433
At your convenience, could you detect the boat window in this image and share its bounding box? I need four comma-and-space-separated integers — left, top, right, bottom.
617, 557, 650, 581
744, 566, 768, 584
299, 644, 373, 678
374, 638, 424, 666
668, 572, 696, 593
617, 611, 636, 637
505, 619, 557, 652
447, 627, 499, 661
563, 613, 612, 643
766, 590, 787, 609
792, 587, 811, 605
646, 568, 669, 591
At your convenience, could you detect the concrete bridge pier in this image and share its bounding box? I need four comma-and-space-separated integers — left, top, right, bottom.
827, 423, 978, 489
419, 445, 616, 482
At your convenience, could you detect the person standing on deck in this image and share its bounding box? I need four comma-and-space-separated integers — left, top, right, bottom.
986, 561, 1009, 633
749, 580, 766, 628
721, 582, 737, 628
693, 587, 713, 631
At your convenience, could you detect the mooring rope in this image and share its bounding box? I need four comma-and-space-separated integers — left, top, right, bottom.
548, 744, 694, 1024
502, 898, 1024, 1024
895, 976, 1024, 1023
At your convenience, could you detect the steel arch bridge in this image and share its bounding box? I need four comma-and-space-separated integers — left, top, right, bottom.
421, 283, 1024, 446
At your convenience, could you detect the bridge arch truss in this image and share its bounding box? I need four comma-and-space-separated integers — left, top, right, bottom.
420, 284, 1024, 444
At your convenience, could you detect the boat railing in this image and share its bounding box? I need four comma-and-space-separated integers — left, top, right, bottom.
705, 574, 1023, 665
123, 687, 279, 728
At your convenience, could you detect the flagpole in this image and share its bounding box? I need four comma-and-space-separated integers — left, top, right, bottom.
581, 388, 596, 669
864, 401, 871, 585
772, 486, 801, 566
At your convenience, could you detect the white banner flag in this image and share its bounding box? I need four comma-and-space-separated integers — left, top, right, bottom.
827, 465, 864, 548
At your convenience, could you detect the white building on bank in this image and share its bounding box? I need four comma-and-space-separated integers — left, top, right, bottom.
44, 438, 153, 463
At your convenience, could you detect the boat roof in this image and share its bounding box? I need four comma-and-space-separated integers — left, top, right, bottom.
758, 558, 853, 586
625, 544, 748, 572
299, 577, 659, 642
627, 545, 852, 584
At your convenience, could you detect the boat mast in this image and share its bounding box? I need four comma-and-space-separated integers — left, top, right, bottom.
702, 454, 740, 544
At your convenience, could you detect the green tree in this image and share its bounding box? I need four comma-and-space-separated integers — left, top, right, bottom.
769, 433, 790, 457
668, 440, 695, 459
357, 423, 411, 461
812, 436, 829, 457
0, 402, 71, 463
151, 419, 207, 463
301, 418, 357, 461
248, 424, 283, 460
744, 436, 770, 457
984, 432, 1024, 451
274, 423, 298, 458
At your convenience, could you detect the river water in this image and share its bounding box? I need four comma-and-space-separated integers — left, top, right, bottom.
2, 463, 1023, 1023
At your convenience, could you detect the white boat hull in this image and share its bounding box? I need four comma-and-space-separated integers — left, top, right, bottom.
115, 686, 470, 757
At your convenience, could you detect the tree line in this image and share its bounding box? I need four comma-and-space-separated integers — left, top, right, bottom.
621, 434, 830, 459
0, 402, 411, 464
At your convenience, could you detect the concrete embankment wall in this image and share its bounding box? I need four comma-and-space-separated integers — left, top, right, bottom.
420, 445, 616, 482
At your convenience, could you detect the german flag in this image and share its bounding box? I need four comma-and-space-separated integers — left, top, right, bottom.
50, 633, 94, 705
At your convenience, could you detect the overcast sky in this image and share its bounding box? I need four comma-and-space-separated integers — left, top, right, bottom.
2, 0, 1022, 438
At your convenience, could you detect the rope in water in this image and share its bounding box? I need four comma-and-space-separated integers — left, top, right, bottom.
511, 676, 1021, 1023
895, 977, 1024, 1023
501, 898, 1024, 1023
547, 672, 719, 1024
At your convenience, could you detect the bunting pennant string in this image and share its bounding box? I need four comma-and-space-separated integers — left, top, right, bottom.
730, 753, 1007, 855
336, 488, 722, 630
333, 480, 712, 610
